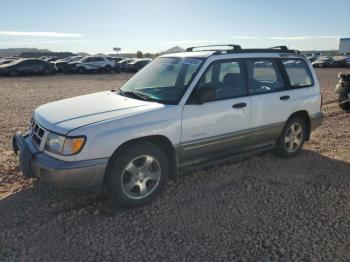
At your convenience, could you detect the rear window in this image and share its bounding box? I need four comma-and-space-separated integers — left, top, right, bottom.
282, 59, 313, 87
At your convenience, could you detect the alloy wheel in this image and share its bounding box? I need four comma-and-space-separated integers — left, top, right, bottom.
284, 123, 303, 153
121, 155, 161, 200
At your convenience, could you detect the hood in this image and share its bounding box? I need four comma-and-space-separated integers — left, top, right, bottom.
68, 61, 81, 65
34, 91, 162, 134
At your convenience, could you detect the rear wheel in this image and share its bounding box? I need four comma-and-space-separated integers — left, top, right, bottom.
274, 117, 306, 158
77, 67, 86, 74
104, 65, 112, 73
106, 142, 169, 208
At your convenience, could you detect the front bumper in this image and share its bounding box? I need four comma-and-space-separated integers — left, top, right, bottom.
13, 132, 108, 192
310, 112, 324, 131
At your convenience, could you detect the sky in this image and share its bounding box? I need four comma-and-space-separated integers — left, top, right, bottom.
0, 0, 349, 54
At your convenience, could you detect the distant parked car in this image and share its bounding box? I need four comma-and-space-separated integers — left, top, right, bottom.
307, 56, 318, 63
111, 57, 124, 63
68, 56, 115, 73
110, 57, 124, 72
45, 57, 60, 63
127, 59, 152, 72
312, 57, 347, 68
346, 56, 350, 66
116, 59, 133, 72
0, 58, 56, 76
54, 56, 83, 73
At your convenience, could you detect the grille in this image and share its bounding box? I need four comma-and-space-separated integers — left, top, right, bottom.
30, 118, 46, 149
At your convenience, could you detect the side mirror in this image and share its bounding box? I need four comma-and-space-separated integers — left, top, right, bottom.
197, 86, 216, 104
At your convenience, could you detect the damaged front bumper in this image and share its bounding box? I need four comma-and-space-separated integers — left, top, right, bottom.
12, 132, 108, 192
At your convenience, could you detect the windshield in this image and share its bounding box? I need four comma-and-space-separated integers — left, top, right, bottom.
120, 57, 204, 104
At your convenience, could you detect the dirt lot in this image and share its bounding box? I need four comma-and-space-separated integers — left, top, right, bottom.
0, 69, 350, 261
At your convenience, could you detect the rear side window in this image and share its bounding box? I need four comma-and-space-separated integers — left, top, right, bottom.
282, 59, 313, 87
246, 59, 285, 95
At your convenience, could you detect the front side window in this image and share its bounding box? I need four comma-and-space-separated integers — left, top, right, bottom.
120, 57, 204, 104
282, 59, 313, 87
246, 59, 285, 95
196, 60, 246, 100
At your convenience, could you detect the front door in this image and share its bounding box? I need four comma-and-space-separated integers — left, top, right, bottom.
180, 59, 251, 166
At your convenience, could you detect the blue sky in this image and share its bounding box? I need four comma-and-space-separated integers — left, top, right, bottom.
1, 0, 349, 54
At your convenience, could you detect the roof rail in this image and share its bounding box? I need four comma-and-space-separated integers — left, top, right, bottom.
269, 46, 289, 51
269, 46, 300, 53
186, 44, 242, 52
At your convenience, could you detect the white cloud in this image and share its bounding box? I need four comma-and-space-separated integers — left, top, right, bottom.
164, 40, 215, 45
229, 36, 260, 39
0, 31, 83, 38
267, 35, 339, 40
0, 40, 86, 45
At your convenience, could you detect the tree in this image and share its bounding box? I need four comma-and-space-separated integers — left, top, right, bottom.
144, 53, 153, 58
136, 51, 143, 58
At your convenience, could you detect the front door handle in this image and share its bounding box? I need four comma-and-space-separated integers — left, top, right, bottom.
280, 95, 290, 101
232, 103, 247, 109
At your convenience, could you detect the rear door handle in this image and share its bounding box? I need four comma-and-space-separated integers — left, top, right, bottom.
232, 103, 247, 109
280, 95, 290, 101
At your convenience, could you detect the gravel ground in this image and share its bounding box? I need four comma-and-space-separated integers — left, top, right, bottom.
0, 70, 350, 261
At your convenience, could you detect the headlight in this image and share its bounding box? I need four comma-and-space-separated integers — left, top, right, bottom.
45, 132, 86, 155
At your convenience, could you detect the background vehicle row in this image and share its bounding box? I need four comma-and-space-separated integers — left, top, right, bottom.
0, 56, 153, 76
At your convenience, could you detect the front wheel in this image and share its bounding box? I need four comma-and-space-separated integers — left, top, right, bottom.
274, 117, 306, 158
8, 69, 18, 77
106, 142, 169, 208
43, 67, 52, 75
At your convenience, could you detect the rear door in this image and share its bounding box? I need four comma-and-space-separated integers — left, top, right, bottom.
84, 57, 96, 70
246, 59, 295, 144
181, 59, 251, 165
94, 57, 105, 69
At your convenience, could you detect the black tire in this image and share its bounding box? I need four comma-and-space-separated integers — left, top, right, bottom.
104, 65, 112, 73
339, 95, 350, 112
8, 69, 18, 77
105, 142, 169, 208
43, 67, 52, 75
274, 116, 306, 158
77, 67, 86, 74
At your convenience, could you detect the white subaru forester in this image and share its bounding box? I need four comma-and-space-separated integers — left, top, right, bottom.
13, 45, 324, 207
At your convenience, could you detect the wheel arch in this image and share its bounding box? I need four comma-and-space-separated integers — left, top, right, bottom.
287, 110, 311, 141
104, 135, 179, 186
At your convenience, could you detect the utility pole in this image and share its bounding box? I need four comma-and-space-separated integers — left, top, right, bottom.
113, 47, 121, 57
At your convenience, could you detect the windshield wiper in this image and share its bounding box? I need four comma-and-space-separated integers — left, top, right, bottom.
118, 90, 157, 102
